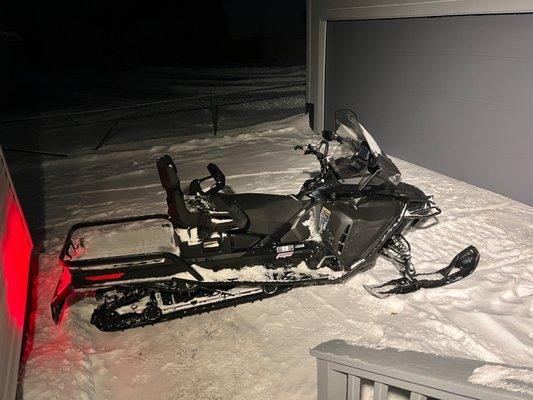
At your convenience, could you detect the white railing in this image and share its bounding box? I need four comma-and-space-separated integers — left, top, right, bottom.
310, 340, 531, 400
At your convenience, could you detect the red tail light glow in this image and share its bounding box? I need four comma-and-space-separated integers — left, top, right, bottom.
55, 260, 72, 294
85, 272, 125, 281
1, 196, 33, 330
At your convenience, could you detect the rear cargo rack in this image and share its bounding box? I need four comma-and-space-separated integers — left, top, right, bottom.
60, 213, 171, 262
58, 212, 205, 279
51, 213, 206, 324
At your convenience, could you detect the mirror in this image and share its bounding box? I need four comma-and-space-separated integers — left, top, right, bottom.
334, 109, 360, 131
322, 130, 336, 142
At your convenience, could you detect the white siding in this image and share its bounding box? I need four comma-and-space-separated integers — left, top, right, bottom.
0, 147, 33, 400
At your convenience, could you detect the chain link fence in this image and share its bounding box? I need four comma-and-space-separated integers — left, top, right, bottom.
0, 83, 306, 156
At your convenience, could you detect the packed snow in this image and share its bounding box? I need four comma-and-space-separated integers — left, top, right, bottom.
186, 260, 348, 283
468, 364, 533, 396
72, 220, 177, 261
10, 114, 533, 400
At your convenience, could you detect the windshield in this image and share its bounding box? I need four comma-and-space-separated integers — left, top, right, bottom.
334, 109, 383, 156
329, 109, 401, 183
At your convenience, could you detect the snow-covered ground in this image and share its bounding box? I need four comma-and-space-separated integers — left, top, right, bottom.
13, 114, 533, 399
1, 66, 305, 155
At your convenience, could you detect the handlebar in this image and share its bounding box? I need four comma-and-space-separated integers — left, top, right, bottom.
189, 163, 226, 196
293, 140, 333, 183
293, 140, 329, 159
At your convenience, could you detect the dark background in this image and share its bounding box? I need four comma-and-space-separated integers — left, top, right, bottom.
1, 0, 306, 72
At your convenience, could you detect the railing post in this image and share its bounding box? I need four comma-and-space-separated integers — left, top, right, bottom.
373, 382, 389, 400
347, 375, 361, 400
316, 358, 329, 400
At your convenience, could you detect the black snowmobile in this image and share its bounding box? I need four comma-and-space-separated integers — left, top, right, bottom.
51, 109, 479, 331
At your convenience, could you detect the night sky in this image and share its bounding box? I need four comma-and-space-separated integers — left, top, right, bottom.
1, 0, 306, 71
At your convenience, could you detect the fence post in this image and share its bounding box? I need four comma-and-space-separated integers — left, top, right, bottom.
210, 96, 218, 136
95, 119, 120, 150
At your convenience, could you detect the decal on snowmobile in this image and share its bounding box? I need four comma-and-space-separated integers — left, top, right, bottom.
319, 207, 331, 233
276, 245, 294, 253
276, 252, 294, 259
50, 108, 479, 331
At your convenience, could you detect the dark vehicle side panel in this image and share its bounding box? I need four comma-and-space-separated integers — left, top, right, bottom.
320, 198, 404, 266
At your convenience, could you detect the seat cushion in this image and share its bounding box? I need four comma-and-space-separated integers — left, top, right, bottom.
211, 193, 304, 235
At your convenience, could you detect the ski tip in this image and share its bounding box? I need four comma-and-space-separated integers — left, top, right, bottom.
461, 245, 479, 256
455, 245, 480, 273
363, 284, 392, 299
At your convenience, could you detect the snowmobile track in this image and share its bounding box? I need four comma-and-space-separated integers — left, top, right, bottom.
91, 286, 292, 331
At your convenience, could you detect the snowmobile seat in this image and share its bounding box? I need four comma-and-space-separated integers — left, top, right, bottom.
156, 155, 248, 232
210, 193, 304, 236
157, 155, 304, 236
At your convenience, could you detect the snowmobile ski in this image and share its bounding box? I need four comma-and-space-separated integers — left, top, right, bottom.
363, 245, 480, 298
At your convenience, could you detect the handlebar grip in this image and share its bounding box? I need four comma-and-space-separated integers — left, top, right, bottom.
207, 163, 225, 186
293, 145, 304, 151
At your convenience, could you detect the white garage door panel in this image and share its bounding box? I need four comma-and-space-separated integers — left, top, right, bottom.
325, 15, 533, 205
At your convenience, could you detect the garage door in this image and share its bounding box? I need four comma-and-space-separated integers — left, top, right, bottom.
325, 14, 533, 205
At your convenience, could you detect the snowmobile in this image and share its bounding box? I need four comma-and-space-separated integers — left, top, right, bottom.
51, 109, 479, 331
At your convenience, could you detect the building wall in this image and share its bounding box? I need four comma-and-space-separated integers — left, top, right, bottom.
307, 0, 533, 205
0, 147, 33, 400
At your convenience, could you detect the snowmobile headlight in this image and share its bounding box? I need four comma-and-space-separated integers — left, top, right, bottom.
388, 173, 402, 186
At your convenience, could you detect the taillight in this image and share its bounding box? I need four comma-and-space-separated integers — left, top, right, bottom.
85, 272, 125, 282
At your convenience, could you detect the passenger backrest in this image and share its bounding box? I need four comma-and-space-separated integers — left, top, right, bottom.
155, 155, 245, 232
156, 155, 199, 228
156, 155, 181, 190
